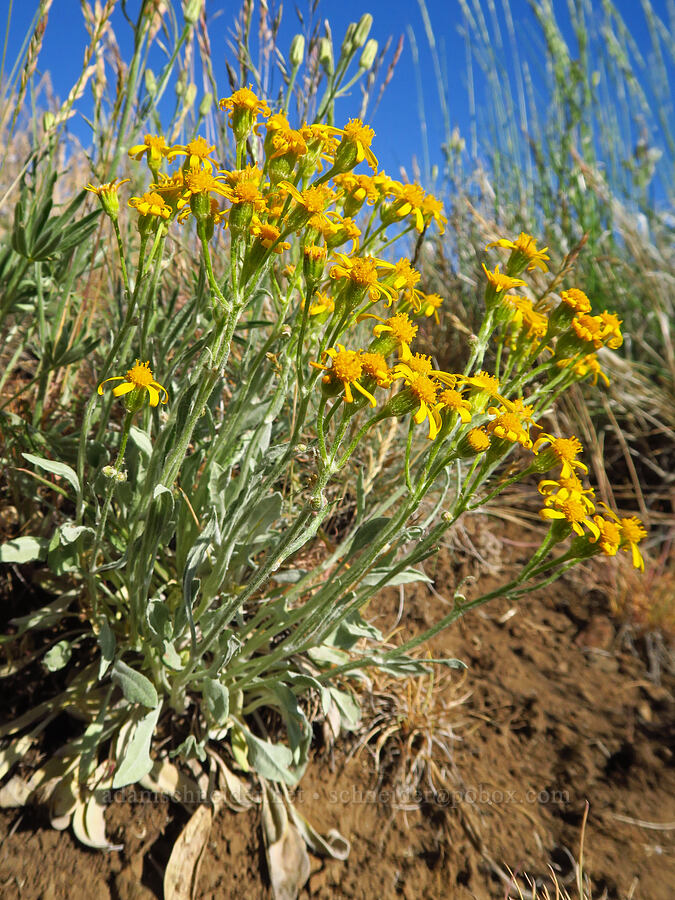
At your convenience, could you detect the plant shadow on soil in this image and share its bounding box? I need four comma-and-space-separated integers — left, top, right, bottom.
0, 516, 673, 899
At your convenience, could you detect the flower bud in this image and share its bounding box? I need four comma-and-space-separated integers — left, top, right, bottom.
353, 14, 373, 49
340, 23, 356, 56
144, 69, 157, 96
303, 243, 327, 285
43, 111, 55, 132
184, 83, 197, 109
455, 427, 491, 458
183, 0, 204, 25
359, 38, 378, 71
319, 37, 334, 75
199, 92, 213, 118
290, 34, 305, 68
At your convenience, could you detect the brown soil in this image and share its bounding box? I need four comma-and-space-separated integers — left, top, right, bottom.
1, 519, 673, 900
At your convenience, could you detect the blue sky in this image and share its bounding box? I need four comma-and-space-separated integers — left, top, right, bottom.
5, 0, 673, 191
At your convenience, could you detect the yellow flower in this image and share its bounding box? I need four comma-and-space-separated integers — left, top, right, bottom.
302, 290, 335, 317
438, 388, 472, 423
167, 136, 219, 171
503, 295, 548, 340
385, 258, 423, 308
417, 292, 443, 323
128, 190, 172, 219
572, 312, 623, 350
486, 406, 535, 449
381, 182, 427, 230
310, 344, 376, 407
98, 360, 168, 407
465, 427, 491, 453
532, 432, 588, 478
456, 371, 508, 411
329, 253, 397, 304
269, 125, 308, 161
486, 232, 550, 272
402, 372, 442, 440
370, 312, 418, 358
84, 177, 130, 218
597, 507, 648, 571
220, 86, 270, 140
128, 134, 170, 169
333, 172, 380, 211
560, 288, 591, 314
540, 491, 600, 540
151, 171, 188, 211
420, 192, 447, 234
392, 353, 457, 388
360, 351, 393, 387
590, 516, 622, 556
278, 180, 337, 230
618, 516, 648, 572
333, 118, 378, 173
249, 217, 290, 253
482, 264, 527, 293
538, 472, 595, 511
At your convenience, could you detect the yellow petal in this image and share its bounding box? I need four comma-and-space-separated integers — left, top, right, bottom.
112, 382, 135, 397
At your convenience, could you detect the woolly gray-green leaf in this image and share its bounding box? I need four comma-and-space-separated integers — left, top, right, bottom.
22, 453, 80, 494
0, 536, 48, 564
112, 660, 159, 708
112, 705, 162, 788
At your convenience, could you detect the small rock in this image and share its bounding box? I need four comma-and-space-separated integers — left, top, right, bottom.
575, 614, 613, 650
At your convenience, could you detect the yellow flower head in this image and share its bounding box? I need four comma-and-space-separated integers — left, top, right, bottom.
381, 182, 427, 230
168, 136, 219, 171
572, 312, 623, 350
457, 371, 508, 411
392, 354, 457, 388
333, 118, 378, 173
590, 516, 622, 556
560, 288, 591, 314
385, 258, 423, 308
303, 290, 335, 317
270, 125, 308, 161
98, 360, 168, 408
438, 388, 472, 423
618, 516, 648, 571
310, 344, 376, 407
532, 432, 587, 478
220, 86, 270, 140
249, 217, 290, 253
128, 190, 172, 220
333, 172, 380, 210
596, 507, 648, 571
418, 292, 444, 323
503, 295, 548, 340
482, 263, 527, 293
329, 253, 397, 304
486, 232, 550, 273
465, 427, 491, 453
85, 177, 130, 219
360, 351, 393, 387
540, 492, 600, 540
372, 312, 418, 357
420, 192, 447, 234
486, 406, 535, 449
128, 134, 169, 170
408, 373, 442, 440
538, 472, 595, 511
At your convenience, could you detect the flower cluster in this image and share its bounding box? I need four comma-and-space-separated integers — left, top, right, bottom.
87, 91, 646, 577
